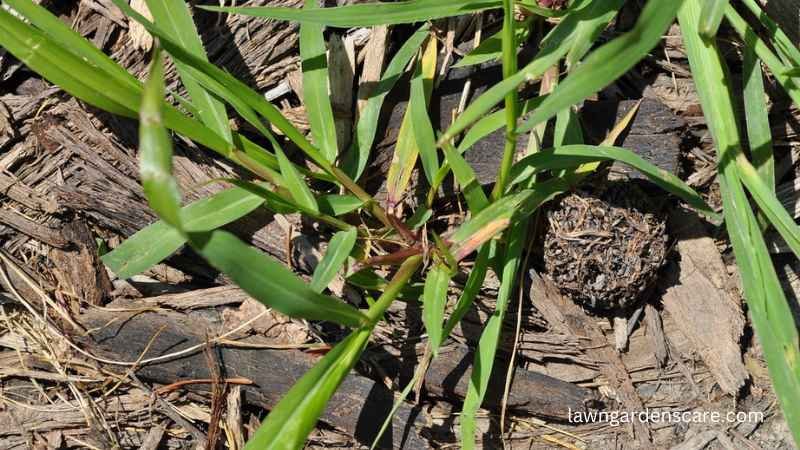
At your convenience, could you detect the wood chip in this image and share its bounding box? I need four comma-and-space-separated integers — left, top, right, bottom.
530, 270, 653, 446
662, 207, 748, 395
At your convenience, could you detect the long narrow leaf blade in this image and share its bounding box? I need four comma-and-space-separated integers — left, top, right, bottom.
189, 230, 367, 327
145, 0, 231, 142
139, 49, 183, 229
423, 264, 452, 355
300, 0, 339, 162
310, 228, 358, 293
201, 0, 502, 28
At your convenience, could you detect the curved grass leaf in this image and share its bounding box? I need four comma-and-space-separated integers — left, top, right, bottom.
460, 220, 526, 449
300, 0, 338, 162
385, 37, 437, 206
145, 0, 231, 142
3, 0, 140, 92
201, 0, 502, 28
508, 145, 718, 219
245, 327, 372, 450
453, 20, 532, 69
443, 142, 489, 213
102, 186, 267, 279
679, 2, 800, 443
275, 147, 319, 213
564, 0, 625, 68
724, 6, 800, 111
449, 180, 566, 260
517, 0, 682, 134
440, 0, 623, 143
0, 8, 137, 117
245, 255, 422, 449
423, 264, 452, 355
311, 228, 358, 293
139, 49, 183, 230
455, 96, 546, 154
739, 0, 800, 67
189, 230, 367, 327
742, 43, 774, 191
343, 24, 430, 180
699, 0, 729, 39
318, 194, 365, 216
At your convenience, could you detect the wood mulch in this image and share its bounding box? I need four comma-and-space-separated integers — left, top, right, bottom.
0, 1, 796, 449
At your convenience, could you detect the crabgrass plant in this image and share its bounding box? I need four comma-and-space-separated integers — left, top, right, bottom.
1, 0, 799, 447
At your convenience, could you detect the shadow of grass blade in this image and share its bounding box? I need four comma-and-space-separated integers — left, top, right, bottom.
310, 228, 358, 293
200, 0, 502, 28
301, 0, 338, 163
145, 0, 231, 142
343, 24, 430, 180
518, 0, 683, 134
189, 230, 367, 327
460, 220, 527, 449
139, 48, 183, 230
245, 255, 422, 449
102, 186, 267, 279
441, 0, 623, 143
679, 1, 800, 443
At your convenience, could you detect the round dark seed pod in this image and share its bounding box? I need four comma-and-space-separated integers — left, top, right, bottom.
542, 181, 668, 311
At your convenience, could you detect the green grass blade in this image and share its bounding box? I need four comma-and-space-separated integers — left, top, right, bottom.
385, 37, 437, 206
737, 155, 800, 258
318, 194, 365, 216
508, 145, 718, 219
517, 0, 682, 134
409, 38, 439, 183
139, 48, 183, 230
739, 0, 800, 67
145, 0, 231, 142
189, 230, 367, 327
201, 0, 502, 28
275, 146, 320, 213
443, 141, 490, 213
102, 186, 267, 278
460, 220, 526, 449
0, 9, 137, 117
343, 24, 430, 180
423, 264, 452, 355
455, 96, 546, 154
3, 0, 140, 92
441, 0, 622, 143
246, 255, 422, 449
725, 5, 800, 110
310, 228, 358, 293
453, 20, 532, 69
699, 0, 729, 39
300, 0, 339, 162
111, 0, 327, 168
449, 180, 566, 260
564, 0, 625, 68
245, 327, 372, 450
679, 2, 800, 443
742, 43, 774, 191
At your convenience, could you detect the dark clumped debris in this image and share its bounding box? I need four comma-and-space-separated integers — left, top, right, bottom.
543, 181, 668, 311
